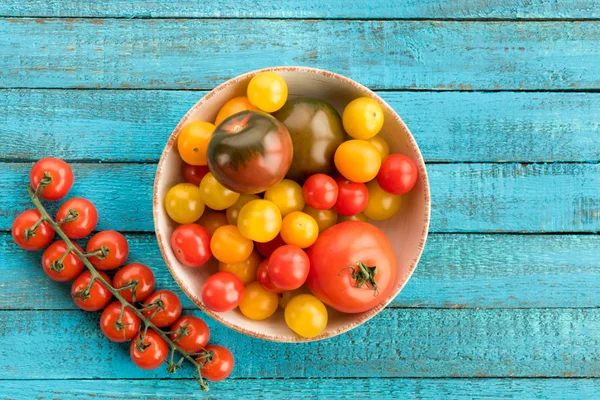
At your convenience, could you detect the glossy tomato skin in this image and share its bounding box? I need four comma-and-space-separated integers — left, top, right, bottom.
201, 272, 244, 312
42, 240, 84, 281
306, 221, 397, 313
71, 271, 113, 311
177, 121, 215, 166
113, 262, 156, 303
334, 140, 382, 183
268, 245, 310, 291
256, 258, 284, 293
169, 315, 210, 353
218, 250, 262, 285
377, 154, 419, 195
130, 330, 169, 370
100, 301, 141, 342
333, 178, 368, 216
247, 72, 288, 113
239, 281, 279, 320
207, 111, 293, 194
237, 199, 282, 243
55, 198, 98, 239
210, 225, 254, 264
171, 224, 212, 267
12, 209, 55, 251
86, 230, 129, 270
30, 157, 74, 200
142, 290, 182, 328
302, 174, 338, 210
215, 96, 259, 126
342, 97, 384, 140
200, 345, 234, 382
226, 194, 260, 225
183, 163, 210, 186
273, 98, 345, 182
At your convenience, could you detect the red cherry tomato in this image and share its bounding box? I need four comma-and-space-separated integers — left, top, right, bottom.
11, 209, 55, 251
55, 198, 98, 239
334, 178, 368, 216
170, 315, 210, 353
302, 174, 338, 210
42, 240, 84, 281
113, 262, 156, 303
267, 245, 310, 291
86, 230, 129, 270
130, 330, 169, 370
170, 224, 212, 267
201, 272, 244, 312
199, 345, 234, 382
142, 290, 182, 328
100, 301, 141, 342
183, 163, 210, 186
256, 258, 283, 293
377, 154, 419, 195
255, 234, 286, 258
71, 271, 113, 311
30, 157, 74, 200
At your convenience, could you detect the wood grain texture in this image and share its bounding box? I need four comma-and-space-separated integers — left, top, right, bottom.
3, 233, 600, 310
1, 378, 599, 399
2, 0, 600, 19
2, 162, 599, 233
2, 90, 600, 163
1, 308, 599, 379
1, 19, 599, 90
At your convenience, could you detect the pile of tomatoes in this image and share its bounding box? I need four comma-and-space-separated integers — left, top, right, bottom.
166, 71, 418, 338
12, 158, 233, 384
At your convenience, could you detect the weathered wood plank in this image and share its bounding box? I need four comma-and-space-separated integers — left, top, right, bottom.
2, 162, 599, 233
2, 90, 599, 163
1, 378, 599, 399
2, 1, 600, 19
3, 233, 600, 310
1, 308, 599, 378
1, 19, 599, 90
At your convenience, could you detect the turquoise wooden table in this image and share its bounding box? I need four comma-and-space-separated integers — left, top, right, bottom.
2, 1, 600, 398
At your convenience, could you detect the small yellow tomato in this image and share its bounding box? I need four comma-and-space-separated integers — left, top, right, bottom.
337, 212, 368, 223
363, 180, 402, 220
302, 205, 337, 232
210, 225, 254, 264
367, 134, 390, 159
280, 211, 319, 248
218, 250, 262, 285
215, 96, 259, 126
264, 179, 305, 217
164, 183, 205, 224
200, 172, 240, 210
334, 140, 381, 183
226, 194, 260, 225
342, 97, 384, 140
279, 286, 310, 310
197, 210, 229, 236
239, 281, 279, 320
247, 72, 288, 112
177, 121, 215, 166
285, 294, 328, 338
237, 199, 282, 243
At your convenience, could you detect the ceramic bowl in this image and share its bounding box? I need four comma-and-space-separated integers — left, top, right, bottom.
153, 66, 430, 342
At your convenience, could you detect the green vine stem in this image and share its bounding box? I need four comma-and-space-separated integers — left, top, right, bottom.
26, 185, 211, 391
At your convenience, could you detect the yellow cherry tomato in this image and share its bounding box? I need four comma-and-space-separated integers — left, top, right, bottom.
285, 294, 328, 338
218, 250, 262, 285
164, 183, 205, 224
342, 97, 384, 140
247, 72, 288, 113
215, 96, 259, 126
363, 180, 402, 220
264, 179, 305, 217
239, 281, 279, 320
279, 286, 310, 310
197, 210, 229, 236
237, 199, 282, 243
302, 205, 337, 232
210, 225, 254, 264
280, 211, 318, 248
226, 194, 260, 225
199, 172, 240, 210
367, 134, 390, 159
177, 121, 215, 166
334, 140, 381, 183
337, 212, 368, 223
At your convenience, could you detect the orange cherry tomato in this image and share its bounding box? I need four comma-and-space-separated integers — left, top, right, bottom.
215, 96, 259, 126
280, 211, 319, 248
177, 121, 215, 166
210, 225, 254, 264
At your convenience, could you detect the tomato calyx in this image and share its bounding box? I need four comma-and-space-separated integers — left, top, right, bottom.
340, 261, 380, 295
56, 208, 79, 225
72, 276, 96, 301
49, 248, 71, 272
85, 246, 110, 260
115, 279, 139, 302
34, 171, 53, 197
169, 324, 190, 343
23, 217, 45, 242
113, 303, 133, 334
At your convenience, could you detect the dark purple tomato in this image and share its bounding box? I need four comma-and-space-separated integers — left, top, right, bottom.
207, 111, 293, 194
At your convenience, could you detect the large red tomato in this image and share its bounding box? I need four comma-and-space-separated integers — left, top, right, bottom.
305, 221, 397, 313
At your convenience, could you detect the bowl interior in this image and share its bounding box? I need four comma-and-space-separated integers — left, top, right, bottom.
153, 67, 430, 342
